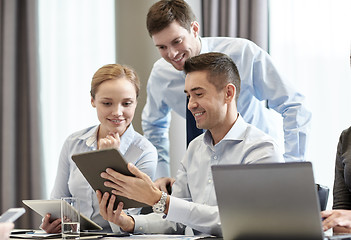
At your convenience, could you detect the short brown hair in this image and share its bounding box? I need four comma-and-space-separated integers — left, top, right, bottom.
184, 52, 241, 102
146, 0, 196, 36
91, 64, 140, 99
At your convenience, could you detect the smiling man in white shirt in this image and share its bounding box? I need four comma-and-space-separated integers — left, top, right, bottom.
96, 52, 284, 237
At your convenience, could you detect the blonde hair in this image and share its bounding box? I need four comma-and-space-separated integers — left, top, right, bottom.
90, 64, 140, 99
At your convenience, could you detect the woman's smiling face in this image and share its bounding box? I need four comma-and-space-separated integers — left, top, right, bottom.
91, 77, 137, 138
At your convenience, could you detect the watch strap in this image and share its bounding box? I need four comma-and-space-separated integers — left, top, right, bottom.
152, 191, 168, 213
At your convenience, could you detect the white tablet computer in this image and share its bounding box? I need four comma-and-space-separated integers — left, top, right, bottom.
22, 199, 102, 231
71, 148, 148, 209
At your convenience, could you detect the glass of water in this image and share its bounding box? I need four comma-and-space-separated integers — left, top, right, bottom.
61, 197, 80, 239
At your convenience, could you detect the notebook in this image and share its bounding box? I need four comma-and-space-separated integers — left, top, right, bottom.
211, 162, 351, 240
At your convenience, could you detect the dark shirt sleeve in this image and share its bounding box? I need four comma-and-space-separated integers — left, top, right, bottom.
333, 126, 351, 209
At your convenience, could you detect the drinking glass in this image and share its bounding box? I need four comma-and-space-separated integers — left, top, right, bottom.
61, 197, 80, 239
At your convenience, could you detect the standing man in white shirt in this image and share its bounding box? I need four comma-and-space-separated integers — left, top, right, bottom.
96, 52, 284, 236
142, 0, 311, 178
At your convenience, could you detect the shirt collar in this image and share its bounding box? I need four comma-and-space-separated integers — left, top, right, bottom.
119, 124, 135, 155
79, 125, 99, 148
199, 37, 208, 54
203, 114, 246, 147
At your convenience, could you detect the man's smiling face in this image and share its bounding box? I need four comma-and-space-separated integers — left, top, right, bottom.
152, 21, 201, 71
184, 70, 228, 133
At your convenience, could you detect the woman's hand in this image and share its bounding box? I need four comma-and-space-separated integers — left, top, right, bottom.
96, 190, 135, 232
40, 213, 61, 233
98, 132, 120, 150
322, 209, 351, 232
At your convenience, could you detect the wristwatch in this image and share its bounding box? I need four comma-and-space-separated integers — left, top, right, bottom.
152, 191, 168, 213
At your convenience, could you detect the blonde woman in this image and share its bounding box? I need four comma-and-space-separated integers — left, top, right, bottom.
41, 64, 157, 233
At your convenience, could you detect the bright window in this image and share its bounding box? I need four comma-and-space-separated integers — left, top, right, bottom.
38, 0, 116, 197
269, 0, 351, 208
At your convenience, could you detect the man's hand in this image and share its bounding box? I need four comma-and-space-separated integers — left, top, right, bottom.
96, 190, 135, 232
322, 210, 351, 232
98, 132, 120, 150
40, 213, 61, 233
101, 163, 162, 206
154, 177, 175, 194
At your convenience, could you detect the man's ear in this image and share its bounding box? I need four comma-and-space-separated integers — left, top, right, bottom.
225, 84, 236, 103
191, 21, 200, 38
91, 97, 96, 108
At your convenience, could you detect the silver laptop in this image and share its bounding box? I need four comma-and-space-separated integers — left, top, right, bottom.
211, 162, 346, 240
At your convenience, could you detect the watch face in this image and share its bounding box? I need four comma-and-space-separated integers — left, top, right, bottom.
153, 203, 165, 213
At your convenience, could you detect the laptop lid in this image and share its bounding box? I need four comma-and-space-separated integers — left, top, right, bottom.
211, 162, 324, 240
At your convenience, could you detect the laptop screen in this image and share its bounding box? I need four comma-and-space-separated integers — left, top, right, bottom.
211, 162, 324, 240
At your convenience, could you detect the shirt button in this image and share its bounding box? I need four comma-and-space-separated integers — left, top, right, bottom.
208, 179, 212, 183
139, 227, 143, 230
213, 155, 217, 160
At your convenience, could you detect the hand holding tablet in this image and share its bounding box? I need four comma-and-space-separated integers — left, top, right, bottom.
22, 200, 102, 231
71, 148, 148, 209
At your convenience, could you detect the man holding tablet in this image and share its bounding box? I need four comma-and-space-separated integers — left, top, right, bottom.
96, 53, 284, 237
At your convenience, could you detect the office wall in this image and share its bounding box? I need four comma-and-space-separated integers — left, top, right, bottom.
115, 0, 159, 134
114, 0, 201, 177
